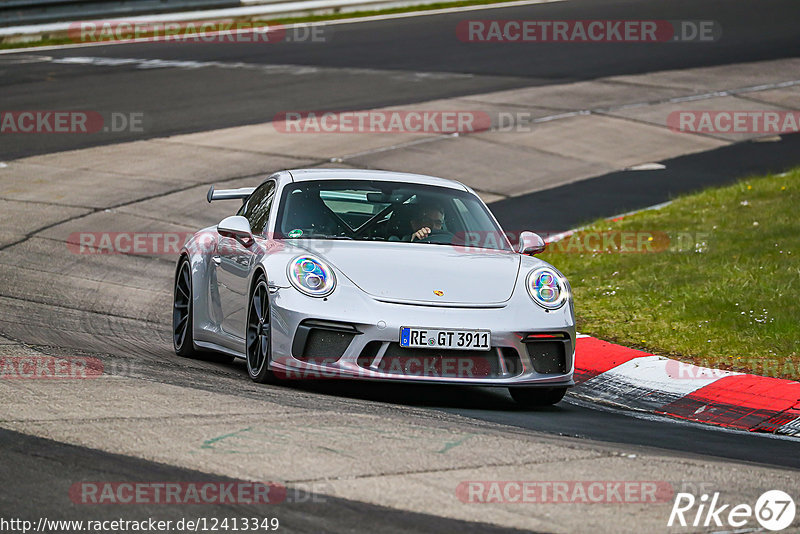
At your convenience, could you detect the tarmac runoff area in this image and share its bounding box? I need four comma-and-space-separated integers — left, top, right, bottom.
0, 57, 799, 531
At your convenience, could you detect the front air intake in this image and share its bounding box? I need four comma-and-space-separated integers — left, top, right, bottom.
292, 320, 360, 361
523, 333, 570, 374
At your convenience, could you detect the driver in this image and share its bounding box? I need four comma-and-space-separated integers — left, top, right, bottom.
409, 203, 445, 241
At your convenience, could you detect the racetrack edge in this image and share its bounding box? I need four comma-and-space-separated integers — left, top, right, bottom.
573, 336, 800, 436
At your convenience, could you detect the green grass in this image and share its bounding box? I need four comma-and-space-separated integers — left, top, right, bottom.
0, 0, 515, 50
541, 168, 800, 380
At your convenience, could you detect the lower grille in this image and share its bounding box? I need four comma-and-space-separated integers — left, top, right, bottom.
357, 343, 521, 378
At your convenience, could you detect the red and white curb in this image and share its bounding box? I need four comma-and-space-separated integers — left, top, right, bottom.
572, 335, 800, 436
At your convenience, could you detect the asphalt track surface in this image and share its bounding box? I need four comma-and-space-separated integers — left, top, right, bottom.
0, 428, 529, 532
2, 0, 800, 159
1, 135, 798, 526
2, 0, 800, 530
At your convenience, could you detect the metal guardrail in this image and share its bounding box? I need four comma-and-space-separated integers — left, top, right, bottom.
0, 0, 243, 27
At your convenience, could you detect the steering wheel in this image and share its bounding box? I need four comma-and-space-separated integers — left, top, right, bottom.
416, 228, 454, 244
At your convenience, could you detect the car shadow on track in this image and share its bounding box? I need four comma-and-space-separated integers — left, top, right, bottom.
191, 356, 569, 413
275, 376, 567, 413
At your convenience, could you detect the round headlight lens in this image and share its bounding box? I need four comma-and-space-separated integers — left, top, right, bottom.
288, 256, 336, 297
526, 267, 567, 309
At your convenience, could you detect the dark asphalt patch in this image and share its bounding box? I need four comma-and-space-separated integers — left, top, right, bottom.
490, 132, 800, 233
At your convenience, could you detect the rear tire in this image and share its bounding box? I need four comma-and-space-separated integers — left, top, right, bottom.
172, 258, 195, 358
173, 259, 196, 357
509, 386, 568, 408
173, 257, 235, 364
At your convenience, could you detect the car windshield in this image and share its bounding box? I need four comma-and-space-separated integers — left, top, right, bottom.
275, 179, 511, 251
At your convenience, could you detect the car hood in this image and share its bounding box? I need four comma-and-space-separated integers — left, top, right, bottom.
292, 241, 521, 305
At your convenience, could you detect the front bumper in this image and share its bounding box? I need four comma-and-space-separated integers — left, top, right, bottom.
268, 283, 575, 387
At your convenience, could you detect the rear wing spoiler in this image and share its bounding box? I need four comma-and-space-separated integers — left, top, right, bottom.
207, 185, 256, 203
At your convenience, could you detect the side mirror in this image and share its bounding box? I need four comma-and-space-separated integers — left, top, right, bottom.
517, 231, 546, 255
217, 215, 254, 246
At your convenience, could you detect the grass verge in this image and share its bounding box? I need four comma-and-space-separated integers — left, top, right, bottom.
540, 168, 800, 380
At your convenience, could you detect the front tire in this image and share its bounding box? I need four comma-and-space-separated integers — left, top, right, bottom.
173, 259, 196, 357
509, 386, 568, 408
246, 275, 276, 383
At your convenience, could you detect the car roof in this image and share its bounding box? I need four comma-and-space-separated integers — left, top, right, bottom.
284, 168, 469, 192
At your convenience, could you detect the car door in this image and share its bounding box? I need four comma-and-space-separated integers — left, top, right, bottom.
216, 180, 275, 340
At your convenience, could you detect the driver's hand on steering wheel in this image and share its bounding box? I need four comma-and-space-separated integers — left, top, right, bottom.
411, 227, 432, 241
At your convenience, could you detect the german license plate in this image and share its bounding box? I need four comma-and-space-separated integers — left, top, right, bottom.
399, 327, 491, 351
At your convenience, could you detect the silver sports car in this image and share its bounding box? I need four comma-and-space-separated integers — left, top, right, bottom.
173, 169, 575, 406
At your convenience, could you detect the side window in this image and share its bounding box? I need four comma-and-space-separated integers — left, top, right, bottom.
239, 181, 275, 236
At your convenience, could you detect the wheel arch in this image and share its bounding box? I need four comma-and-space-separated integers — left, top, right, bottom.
177, 236, 217, 346
249, 265, 268, 299
174, 251, 190, 278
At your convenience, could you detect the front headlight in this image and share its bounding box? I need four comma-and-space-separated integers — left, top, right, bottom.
288, 255, 336, 297
526, 267, 568, 309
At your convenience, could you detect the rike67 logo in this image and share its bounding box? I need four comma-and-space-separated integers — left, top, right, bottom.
668, 490, 796, 531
